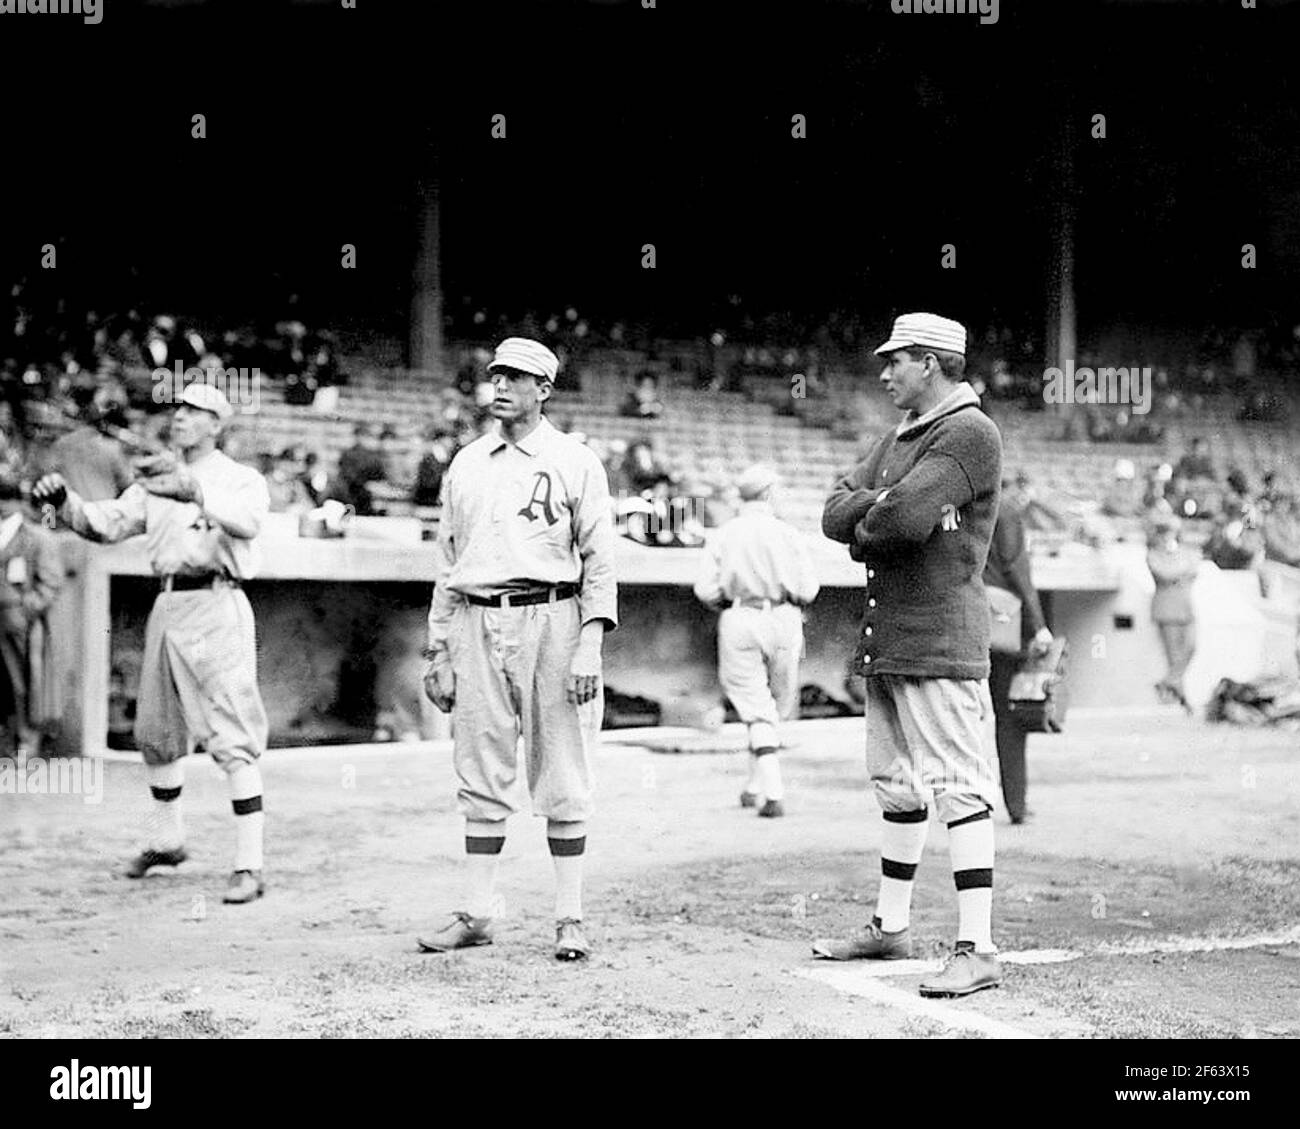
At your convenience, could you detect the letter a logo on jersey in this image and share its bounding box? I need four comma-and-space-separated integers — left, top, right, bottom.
518, 471, 559, 526
940, 504, 961, 532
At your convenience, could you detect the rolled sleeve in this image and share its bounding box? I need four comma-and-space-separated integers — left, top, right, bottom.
71, 484, 149, 544
692, 536, 725, 608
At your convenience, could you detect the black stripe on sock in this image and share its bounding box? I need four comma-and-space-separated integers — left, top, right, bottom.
953, 867, 994, 891
883, 807, 928, 824
465, 836, 505, 856
947, 807, 992, 829
232, 795, 263, 816
548, 836, 587, 858
881, 858, 918, 881
752, 746, 778, 757
151, 785, 182, 803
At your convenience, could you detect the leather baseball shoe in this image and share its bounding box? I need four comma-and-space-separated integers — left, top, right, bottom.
757, 799, 785, 818
739, 790, 758, 809
122, 847, 188, 879
812, 916, 912, 960
555, 918, 590, 961
918, 941, 1002, 997
222, 870, 265, 904
416, 911, 493, 953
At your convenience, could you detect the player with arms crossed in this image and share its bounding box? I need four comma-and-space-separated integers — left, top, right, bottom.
33, 384, 272, 904
814, 313, 1005, 997
420, 337, 617, 961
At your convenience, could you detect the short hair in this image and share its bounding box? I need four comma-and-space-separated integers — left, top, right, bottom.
902, 346, 966, 380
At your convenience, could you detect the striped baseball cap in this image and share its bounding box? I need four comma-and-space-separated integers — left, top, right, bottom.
488, 337, 560, 382
873, 312, 968, 357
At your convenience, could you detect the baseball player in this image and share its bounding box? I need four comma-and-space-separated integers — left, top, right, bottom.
33, 383, 272, 905
693, 464, 819, 817
420, 337, 618, 961
814, 313, 1005, 997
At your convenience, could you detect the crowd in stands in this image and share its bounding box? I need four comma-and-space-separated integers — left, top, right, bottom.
5, 277, 1300, 566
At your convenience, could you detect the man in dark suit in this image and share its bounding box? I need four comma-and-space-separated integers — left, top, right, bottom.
983, 483, 1054, 825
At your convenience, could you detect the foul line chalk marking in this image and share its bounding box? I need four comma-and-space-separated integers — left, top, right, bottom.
1094, 924, 1300, 957
794, 966, 1038, 1040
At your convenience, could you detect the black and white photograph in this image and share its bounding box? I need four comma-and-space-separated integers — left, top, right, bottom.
0, 0, 1296, 1088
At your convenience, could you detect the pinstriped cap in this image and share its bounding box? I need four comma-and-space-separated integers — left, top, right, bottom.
488, 337, 560, 382
873, 312, 968, 357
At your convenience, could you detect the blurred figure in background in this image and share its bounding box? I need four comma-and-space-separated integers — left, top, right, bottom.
694, 465, 819, 818
0, 469, 63, 759
42, 382, 133, 501
983, 483, 1054, 825
332, 424, 387, 516
1146, 513, 1199, 713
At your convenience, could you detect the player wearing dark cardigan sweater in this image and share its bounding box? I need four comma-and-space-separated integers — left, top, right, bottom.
813, 313, 1005, 999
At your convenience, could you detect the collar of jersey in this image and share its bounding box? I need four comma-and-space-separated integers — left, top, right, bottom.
489, 415, 555, 456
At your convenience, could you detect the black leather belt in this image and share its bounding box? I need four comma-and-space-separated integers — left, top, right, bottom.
466, 582, 580, 608
160, 572, 240, 592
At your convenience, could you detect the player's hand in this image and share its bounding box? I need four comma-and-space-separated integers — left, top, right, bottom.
1029, 626, 1054, 658
138, 468, 202, 504
423, 657, 456, 713
567, 641, 602, 706
31, 474, 68, 510
132, 452, 179, 478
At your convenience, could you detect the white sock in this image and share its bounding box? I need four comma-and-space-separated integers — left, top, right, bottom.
949, 810, 996, 953
745, 752, 760, 794
145, 762, 185, 851
875, 809, 930, 932
754, 749, 784, 801
548, 820, 586, 922
227, 762, 264, 872
465, 819, 505, 919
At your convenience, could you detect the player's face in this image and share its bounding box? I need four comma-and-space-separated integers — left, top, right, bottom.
488, 369, 551, 424
879, 349, 931, 413
171, 405, 221, 450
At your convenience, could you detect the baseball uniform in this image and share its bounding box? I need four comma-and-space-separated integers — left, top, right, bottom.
815, 312, 1005, 999
693, 468, 819, 814
420, 337, 618, 961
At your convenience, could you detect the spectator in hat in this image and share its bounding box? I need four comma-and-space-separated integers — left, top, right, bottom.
0, 469, 64, 759
332, 424, 387, 516
1147, 514, 1199, 712
1101, 458, 1144, 520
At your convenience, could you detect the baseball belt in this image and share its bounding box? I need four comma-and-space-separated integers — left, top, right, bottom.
730, 596, 789, 610
466, 581, 581, 608
159, 572, 241, 593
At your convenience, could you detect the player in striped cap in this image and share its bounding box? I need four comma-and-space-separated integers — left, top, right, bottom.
816, 311, 1006, 997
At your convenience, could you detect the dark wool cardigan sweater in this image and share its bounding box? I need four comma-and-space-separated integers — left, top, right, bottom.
822, 383, 1003, 680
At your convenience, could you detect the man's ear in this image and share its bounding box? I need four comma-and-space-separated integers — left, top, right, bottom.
537, 380, 554, 405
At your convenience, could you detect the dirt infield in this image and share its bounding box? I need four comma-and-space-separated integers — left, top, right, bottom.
2, 709, 1298, 1039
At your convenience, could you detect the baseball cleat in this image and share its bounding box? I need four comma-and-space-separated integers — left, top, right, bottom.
122, 847, 189, 879
812, 916, 912, 961
554, 918, 590, 961
739, 790, 758, 809
918, 942, 1002, 997
757, 799, 785, 818
416, 911, 493, 953
222, 869, 265, 904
